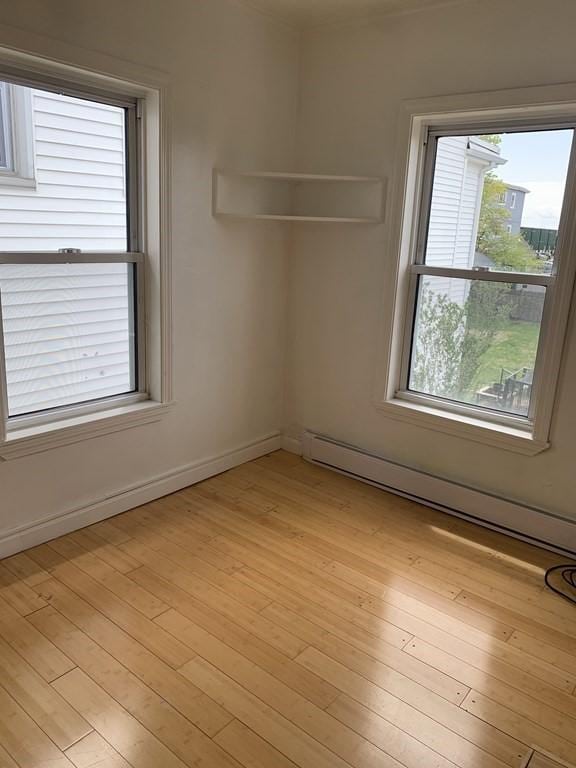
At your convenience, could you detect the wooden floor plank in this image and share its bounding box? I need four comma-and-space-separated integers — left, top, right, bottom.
323, 556, 460, 603
0, 634, 92, 750
0, 684, 74, 767
34, 560, 193, 669
65, 731, 133, 768
39, 615, 238, 767
1, 552, 51, 587
124, 556, 307, 659
411, 557, 559, 618
52, 669, 192, 768
529, 752, 576, 768
0, 452, 575, 768
133, 569, 340, 709
65, 529, 141, 575
214, 720, 299, 768
455, 592, 576, 656
507, 631, 576, 676
184, 492, 336, 573
0, 593, 75, 682
47, 536, 168, 620
323, 558, 514, 639
122, 510, 244, 574
237, 564, 412, 649
460, 691, 576, 765
0, 743, 19, 768
119, 536, 271, 613
297, 646, 528, 768
404, 638, 576, 723
0, 562, 47, 615
85, 520, 132, 546
29, 579, 230, 733
169, 613, 426, 768
371, 517, 554, 599
326, 694, 458, 768
181, 655, 401, 768
260, 600, 467, 704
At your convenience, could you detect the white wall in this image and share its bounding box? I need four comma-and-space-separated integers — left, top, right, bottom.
3, 0, 576, 549
0, 0, 299, 544
285, 0, 576, 522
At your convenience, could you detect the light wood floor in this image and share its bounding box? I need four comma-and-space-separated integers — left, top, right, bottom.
1, 450, 575, 768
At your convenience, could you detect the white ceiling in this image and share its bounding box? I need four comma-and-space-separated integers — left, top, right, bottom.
242, 0, 459, 25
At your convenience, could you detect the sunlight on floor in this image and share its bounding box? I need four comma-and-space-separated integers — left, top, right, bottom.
428, 525, 545, 575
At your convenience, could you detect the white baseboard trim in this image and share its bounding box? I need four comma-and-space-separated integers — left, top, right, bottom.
302, 431, 576, 557
281, 435, 303, 455
0, 432, 282, 559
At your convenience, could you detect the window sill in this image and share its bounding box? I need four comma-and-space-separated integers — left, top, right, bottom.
0, 175, 36, 189
375, 397, 549, 455
0, 400, 173, 461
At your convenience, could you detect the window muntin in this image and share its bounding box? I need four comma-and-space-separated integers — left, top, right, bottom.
401, 123, 575, 426
0, 74, 143, 424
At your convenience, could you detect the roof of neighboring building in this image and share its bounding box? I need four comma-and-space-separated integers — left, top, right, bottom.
474, 251, 495, 269
467, 136, 507, 166
504, 183, 531, 193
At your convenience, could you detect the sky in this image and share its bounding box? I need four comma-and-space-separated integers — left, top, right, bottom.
496, 129, 573, 229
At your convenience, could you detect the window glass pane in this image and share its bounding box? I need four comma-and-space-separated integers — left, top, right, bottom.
408, 275, 545, 417
0, 262, 136, 416
424, 130, 573, 274
0, 80, 128, 251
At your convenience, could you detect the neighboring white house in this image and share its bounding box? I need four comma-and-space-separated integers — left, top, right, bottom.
0, 84, 132, 417
426, 135, 505, 304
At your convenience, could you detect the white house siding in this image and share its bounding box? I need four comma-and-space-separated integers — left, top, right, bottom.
425, 136, 487, 305
0, 87, 132, 416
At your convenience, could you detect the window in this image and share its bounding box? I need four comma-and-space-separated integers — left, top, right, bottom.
382, 94, 576, 453
0, 56, 169, 458
0, 78, 142, 424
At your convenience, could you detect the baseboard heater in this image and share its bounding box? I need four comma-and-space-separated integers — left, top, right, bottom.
301, 431, 576, 557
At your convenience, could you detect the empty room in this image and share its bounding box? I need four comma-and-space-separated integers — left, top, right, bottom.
0, 0, 575, 766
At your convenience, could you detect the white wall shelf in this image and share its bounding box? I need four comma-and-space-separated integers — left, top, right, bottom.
212, 169, 385, 223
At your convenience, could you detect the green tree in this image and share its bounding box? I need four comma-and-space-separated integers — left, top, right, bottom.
459, 281, 515, 394
478, 134, 503, 147
476, 173, 542, 273
477, 173, 509, 247
411, 282, 515, 401
410, 289, 464, 399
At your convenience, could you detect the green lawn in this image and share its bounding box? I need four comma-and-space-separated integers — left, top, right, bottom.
471, 320, 540, 393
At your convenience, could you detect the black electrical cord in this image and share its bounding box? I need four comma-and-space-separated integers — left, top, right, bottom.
544, 564, 576, 605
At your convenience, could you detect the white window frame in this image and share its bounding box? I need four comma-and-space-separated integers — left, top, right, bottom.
375, 84, 576, 456
510, 190, 517, 209
0, 81, 35, 187
0, 46, 172, 460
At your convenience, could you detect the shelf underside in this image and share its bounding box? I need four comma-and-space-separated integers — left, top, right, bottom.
215, 213, 381, 223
